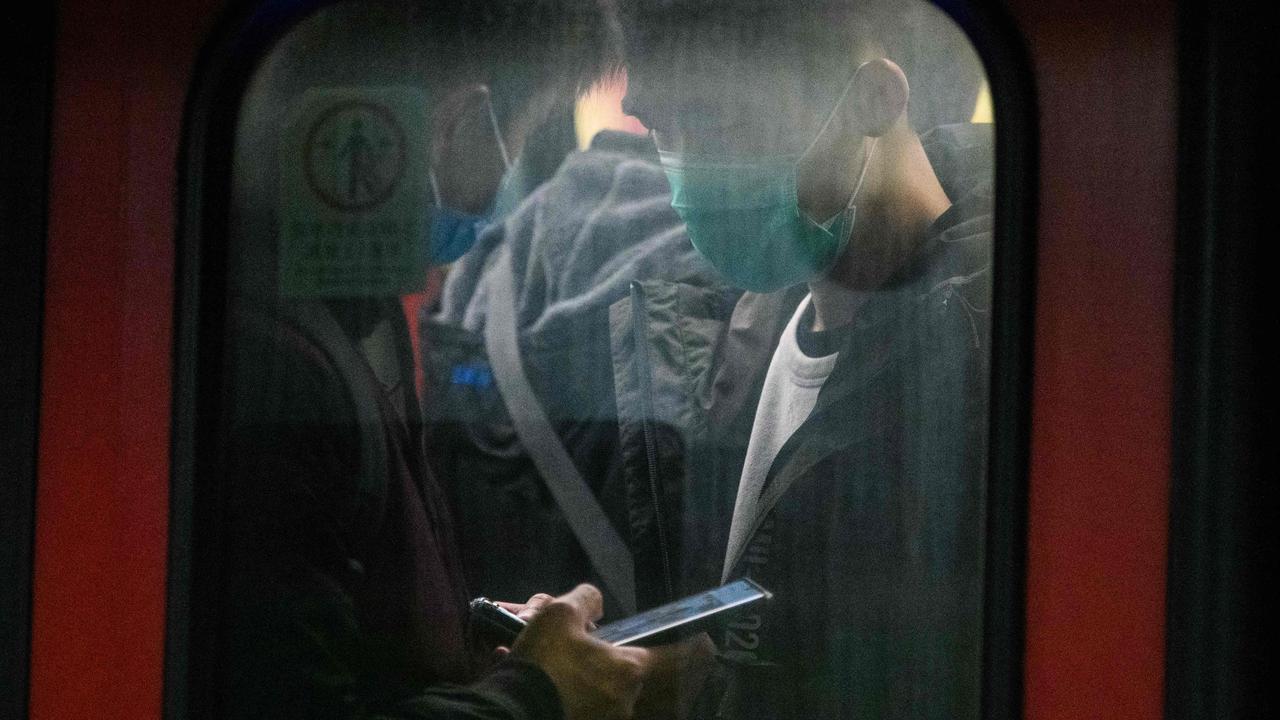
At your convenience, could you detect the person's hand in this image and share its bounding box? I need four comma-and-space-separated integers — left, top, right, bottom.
495, 593, 556, 623
632, 633, 716, 720
511, 584, 651, 720
489, 591, 591, 663
497, 592, 596, 629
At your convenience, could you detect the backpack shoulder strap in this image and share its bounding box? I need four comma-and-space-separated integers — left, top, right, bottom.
482, 250, 637, 614
284, 300, 390, 522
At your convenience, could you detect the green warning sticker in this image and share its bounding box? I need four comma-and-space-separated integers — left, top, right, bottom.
280, 87, 429, 297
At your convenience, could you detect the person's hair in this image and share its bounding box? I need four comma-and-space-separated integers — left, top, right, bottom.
619, 0, 884, 103
415, 0, 623, 127
618, 0, 984, 132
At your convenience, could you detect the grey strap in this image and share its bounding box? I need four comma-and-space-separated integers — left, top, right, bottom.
483, 250, 637, 614
289, 301, 389, 506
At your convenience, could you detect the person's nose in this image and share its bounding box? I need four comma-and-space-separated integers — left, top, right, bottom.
620, 73, 669, 134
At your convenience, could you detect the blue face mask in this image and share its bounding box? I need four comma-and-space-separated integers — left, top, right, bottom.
427, 201, 490, 265
658, 77, 875, 293
425, 87, 513, 266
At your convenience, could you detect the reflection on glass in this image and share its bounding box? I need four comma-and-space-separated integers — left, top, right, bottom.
208, 0, 995, 718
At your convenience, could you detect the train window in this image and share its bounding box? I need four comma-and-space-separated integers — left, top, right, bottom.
175, 0, 1030, 718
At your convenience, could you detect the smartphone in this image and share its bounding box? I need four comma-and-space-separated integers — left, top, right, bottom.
592, 578, 772, 646
469, 596, 528, 643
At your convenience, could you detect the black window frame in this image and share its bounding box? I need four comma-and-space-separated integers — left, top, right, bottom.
0, 5, 56, 719
1165, 2, 1274, 719
164, 2, 1040, 718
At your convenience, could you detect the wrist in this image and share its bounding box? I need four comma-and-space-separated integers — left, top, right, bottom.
473, 658, 565, 720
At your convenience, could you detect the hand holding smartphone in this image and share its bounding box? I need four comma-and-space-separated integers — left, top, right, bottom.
469, 596, 529, 642
470, 578, 771, 647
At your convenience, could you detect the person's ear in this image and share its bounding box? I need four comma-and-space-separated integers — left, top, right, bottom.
430, 84, 504, 213
847, 58, 909, 137
430, 84, 493, 169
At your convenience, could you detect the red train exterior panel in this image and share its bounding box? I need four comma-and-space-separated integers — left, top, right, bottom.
30, 2, 224, 718
28, 1, 1178, 718
1008, 1, 1175, 718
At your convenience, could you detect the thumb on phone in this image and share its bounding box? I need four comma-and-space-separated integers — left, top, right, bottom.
511, 584, 649, 720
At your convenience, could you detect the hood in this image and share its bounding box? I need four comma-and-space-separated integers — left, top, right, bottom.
434, 130, 720, 343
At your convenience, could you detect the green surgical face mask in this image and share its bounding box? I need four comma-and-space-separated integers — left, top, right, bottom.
659, 77, 875, 293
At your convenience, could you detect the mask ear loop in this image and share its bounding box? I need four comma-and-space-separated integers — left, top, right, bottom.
801, 60, 871, 161
429, 168, 444, 208
800, 60, 877, 224
827, 137, 877, 259
478, 85, 513, 172
846, 136, 877, 210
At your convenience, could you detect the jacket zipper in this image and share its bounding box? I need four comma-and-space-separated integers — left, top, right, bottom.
629, 281, 676, 600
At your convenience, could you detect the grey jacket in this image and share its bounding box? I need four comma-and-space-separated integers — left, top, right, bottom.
422, 130, 725, 615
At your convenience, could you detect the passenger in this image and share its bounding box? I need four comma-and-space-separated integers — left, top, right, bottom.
220, 1, 710, 718
616, 1, 994, 718
424, 126, 727, 616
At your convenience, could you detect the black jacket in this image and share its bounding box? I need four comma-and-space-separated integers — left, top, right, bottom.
221, 298, 563, 720
611, 124, 994, 720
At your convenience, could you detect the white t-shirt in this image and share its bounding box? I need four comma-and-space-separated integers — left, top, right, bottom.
722, 294, 839, 578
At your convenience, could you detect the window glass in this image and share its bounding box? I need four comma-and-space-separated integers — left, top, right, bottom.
212, 1, 994, 718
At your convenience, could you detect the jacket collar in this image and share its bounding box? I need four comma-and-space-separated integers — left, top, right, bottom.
705, 285, 808, 441
722, 216, 995, 575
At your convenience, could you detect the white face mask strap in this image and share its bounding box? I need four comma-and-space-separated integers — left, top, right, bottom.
801, 61, 870, 160
429, 167, 444, 208
478, 85, 513, 172
847, 136, 878, 210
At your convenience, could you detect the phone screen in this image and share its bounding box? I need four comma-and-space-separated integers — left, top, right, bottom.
592, 578, 771, 646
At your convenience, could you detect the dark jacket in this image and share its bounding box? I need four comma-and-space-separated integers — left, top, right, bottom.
611, 124, 995, 720
221, 298, 562, 720
422, 131, 725, 616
